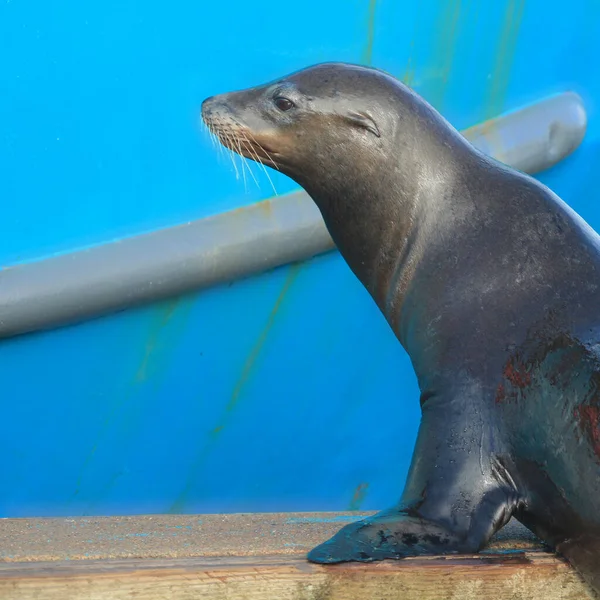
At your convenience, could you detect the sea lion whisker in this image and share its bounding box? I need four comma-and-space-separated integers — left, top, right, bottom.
203, 119, 217, 143
240, 153, 249, 192
236, 131, 278, 195
232, 134, 249, 190
207, 126, 216, 148
216, 134, 227, 159
239, 134, 278, 195
202, 122, 216, 150
212, 132, 223, 155
207, 123, 226, 159
239, 133, 265, 164
235, 136, 260, 189
240, 144, 262, 188
244, 129, 280, 171
223, 131, 241, 181
210, 130, 225, 160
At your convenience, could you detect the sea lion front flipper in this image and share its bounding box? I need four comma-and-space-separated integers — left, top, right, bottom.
306, 511, 471, 563
308, 396, 521, 563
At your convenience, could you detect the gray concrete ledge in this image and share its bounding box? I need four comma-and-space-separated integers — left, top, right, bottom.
0, 92, 587, 339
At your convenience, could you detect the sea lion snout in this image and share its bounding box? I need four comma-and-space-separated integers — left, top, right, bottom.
200, 95, 229, 123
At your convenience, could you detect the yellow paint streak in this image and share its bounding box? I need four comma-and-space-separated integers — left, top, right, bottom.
402, 39, 416, 87
169, 264, 302, 513
136, 299, 181, 383
72, 299, 183, 502
400, 2, 421, 86
440, 0, 461, 104
224, 264, 301, 417
258, 198, 274, 216
484, 0, 527, 122
362, 0, 377, 65
433, 0, 463, 109
349, 482, 369, 511
224, 197, 276, 221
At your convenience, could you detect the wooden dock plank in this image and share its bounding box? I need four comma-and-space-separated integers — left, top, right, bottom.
0, 513, 593, 599
0, 512, 540, 562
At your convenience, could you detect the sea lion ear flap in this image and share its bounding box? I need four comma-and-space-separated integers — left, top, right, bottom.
345, 111, 381, 138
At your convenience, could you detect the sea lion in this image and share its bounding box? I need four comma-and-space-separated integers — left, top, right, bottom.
201, 62, 600, 595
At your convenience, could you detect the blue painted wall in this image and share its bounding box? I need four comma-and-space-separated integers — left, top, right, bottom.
1, 0, 599, 517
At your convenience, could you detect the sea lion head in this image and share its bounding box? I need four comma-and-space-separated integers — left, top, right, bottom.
201, 62, 428, 191
201, 62, 473, 307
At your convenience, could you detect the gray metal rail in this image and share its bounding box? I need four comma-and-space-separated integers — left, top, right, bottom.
0, 92, 587, 339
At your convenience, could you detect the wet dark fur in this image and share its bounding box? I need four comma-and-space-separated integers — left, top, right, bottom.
202, 62, 600, 596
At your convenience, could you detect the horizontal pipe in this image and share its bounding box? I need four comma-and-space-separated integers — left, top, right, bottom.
461, 91, 587, 174
0, 92, 588, 339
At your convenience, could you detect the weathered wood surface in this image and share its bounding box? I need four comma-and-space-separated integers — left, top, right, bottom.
0, 512, 593, 599
0, 512, 539, 562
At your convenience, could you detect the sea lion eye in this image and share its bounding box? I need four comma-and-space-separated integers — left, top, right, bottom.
273, 96, 295, 111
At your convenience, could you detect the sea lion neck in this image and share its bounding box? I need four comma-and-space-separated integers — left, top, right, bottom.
295, 131, 474, 317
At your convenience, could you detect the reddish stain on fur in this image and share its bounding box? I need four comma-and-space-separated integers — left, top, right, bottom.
495, 383, 506, 404
503, 357, 532, 388
574, 405, 600, 460
495, 355, 531, 404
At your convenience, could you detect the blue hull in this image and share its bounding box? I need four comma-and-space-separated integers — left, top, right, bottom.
1, 0, 599, 517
